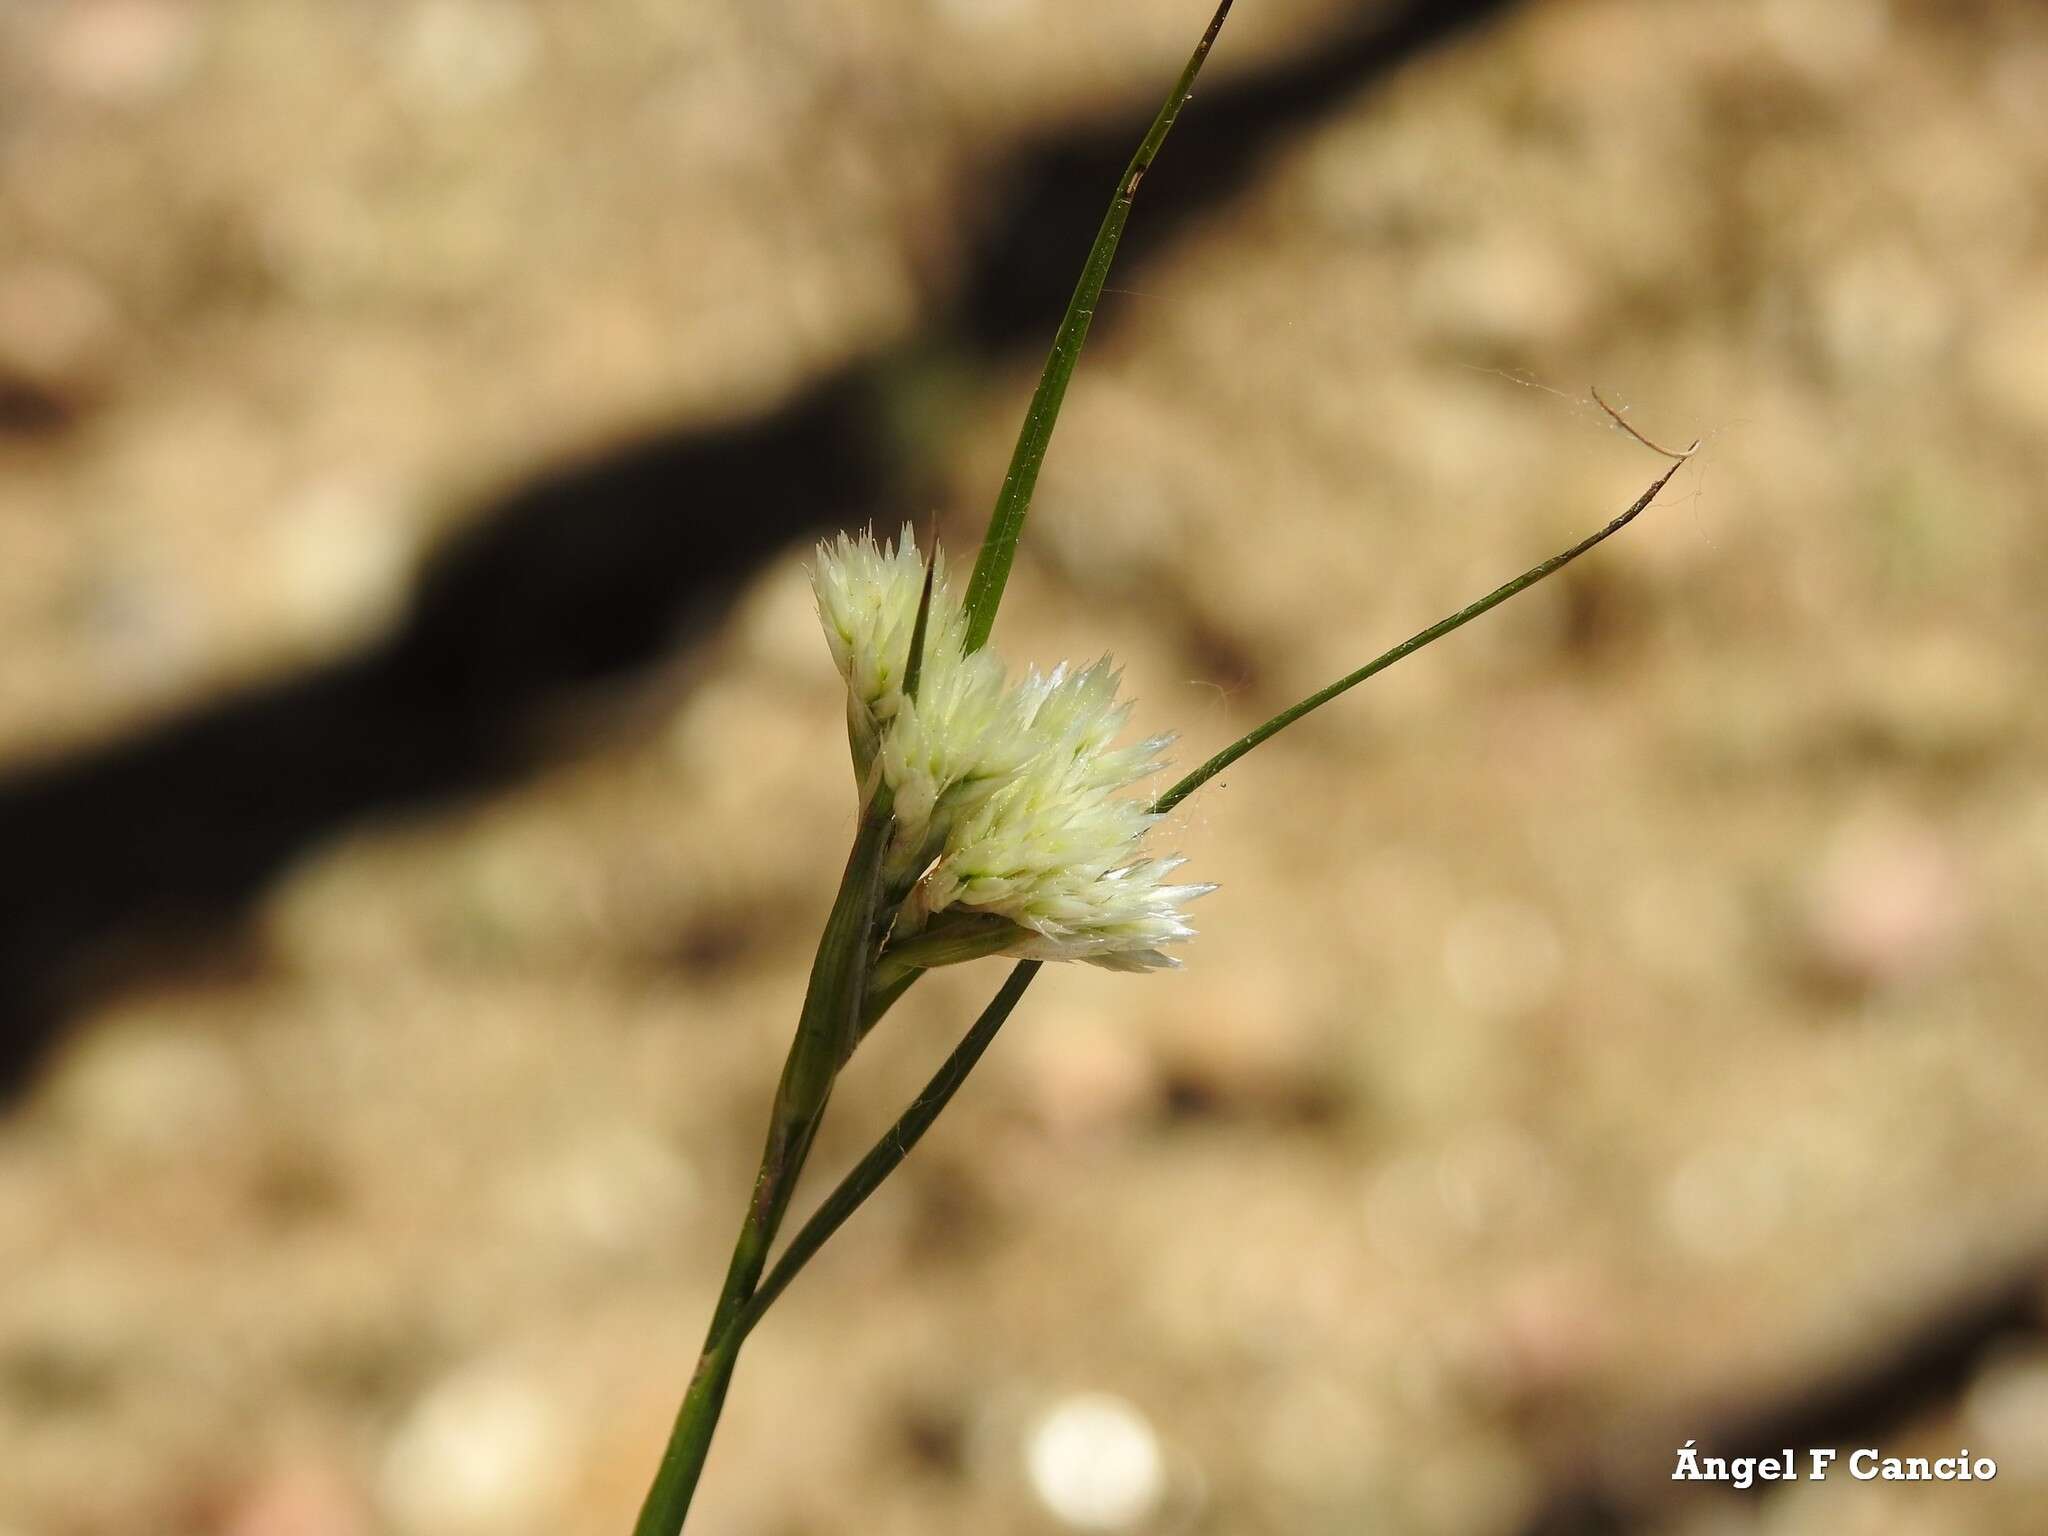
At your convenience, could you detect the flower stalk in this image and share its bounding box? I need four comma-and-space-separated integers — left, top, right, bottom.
628, 0, 1691, 1524
631, 562, 934, 1536
630, 789, 892, 1536
633, 7, 1235, 1522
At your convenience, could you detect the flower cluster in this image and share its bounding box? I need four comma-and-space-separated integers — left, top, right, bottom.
812, 526, 1210, 972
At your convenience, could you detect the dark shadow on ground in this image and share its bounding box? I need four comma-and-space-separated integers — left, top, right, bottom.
0, 0, 1519, 1093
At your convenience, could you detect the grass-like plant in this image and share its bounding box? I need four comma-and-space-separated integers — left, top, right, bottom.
632, 4, 1688, 1529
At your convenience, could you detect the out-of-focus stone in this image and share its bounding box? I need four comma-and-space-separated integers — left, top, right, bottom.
1817, 245, 1955, 382
928, 0, 1036, 29
1662, 1139, 1790, 1262
1025, 1392, 1168, 1533
1478, 1260, 1617, 1405
271, 475, 417, 650
1015, 1013, 1160, 1141
223, 1456, 373, 1536
1147, 970, 1339, 1125
1801, 808, 1971, 992
1856, 633, 2023, 765
1433, 1124, 1557, 1238
499, 1125, 698, 1259
727, 561, 836, 689
47, 1019, 248, 1157
0, 263, 123, 421
378, 1361, 573, 1536
391, 1, 541, 110
1968, 280, 2048, 431
1409, 230, 1594, 353
1964, 1344, 2048, 1479
44, 0, 204, 104
1758, 0, 1889, 85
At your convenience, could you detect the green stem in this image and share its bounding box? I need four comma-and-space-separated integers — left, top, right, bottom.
735, 962, 1041, 1346
631, 1332, 740, 1536
631, 794, 892, 1536
837, 966, 920, 1070
632, 9, 1266, 1484
960, 0, 1236, 653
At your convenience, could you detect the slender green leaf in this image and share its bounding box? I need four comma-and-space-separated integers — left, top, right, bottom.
632, 545, 943, 1534
1152, 457, 1689, 815
959, 0, 1236, 653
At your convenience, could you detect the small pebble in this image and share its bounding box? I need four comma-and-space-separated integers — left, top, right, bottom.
272, 475, 416, 648
49, 1021, 246, 1156
502, 1126, 698, 1257
379, 1362, 572, 1536
224, 1457, 372, 1536
44, 0, 204, 104
1802, 809, 1969, 991
0, 263, 122, 417
1025, 1392, 1168, 1533
393, 1, 540, 109
1964, 1345, 2048, 1478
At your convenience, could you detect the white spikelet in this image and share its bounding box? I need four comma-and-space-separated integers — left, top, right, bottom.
913, 661, 1210, 970
814, 527, 1210, 972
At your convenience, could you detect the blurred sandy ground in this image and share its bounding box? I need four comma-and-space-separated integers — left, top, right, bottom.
3, 0, 2048, 1533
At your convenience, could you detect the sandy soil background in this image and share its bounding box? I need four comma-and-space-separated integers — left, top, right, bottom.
2, 1, 2046, 1533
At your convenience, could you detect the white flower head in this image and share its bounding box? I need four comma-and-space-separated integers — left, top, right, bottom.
912, 662, 1209, 970
812, 527, 1212, 973
811, 528, 939, 710
813, 525, 1023, 877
